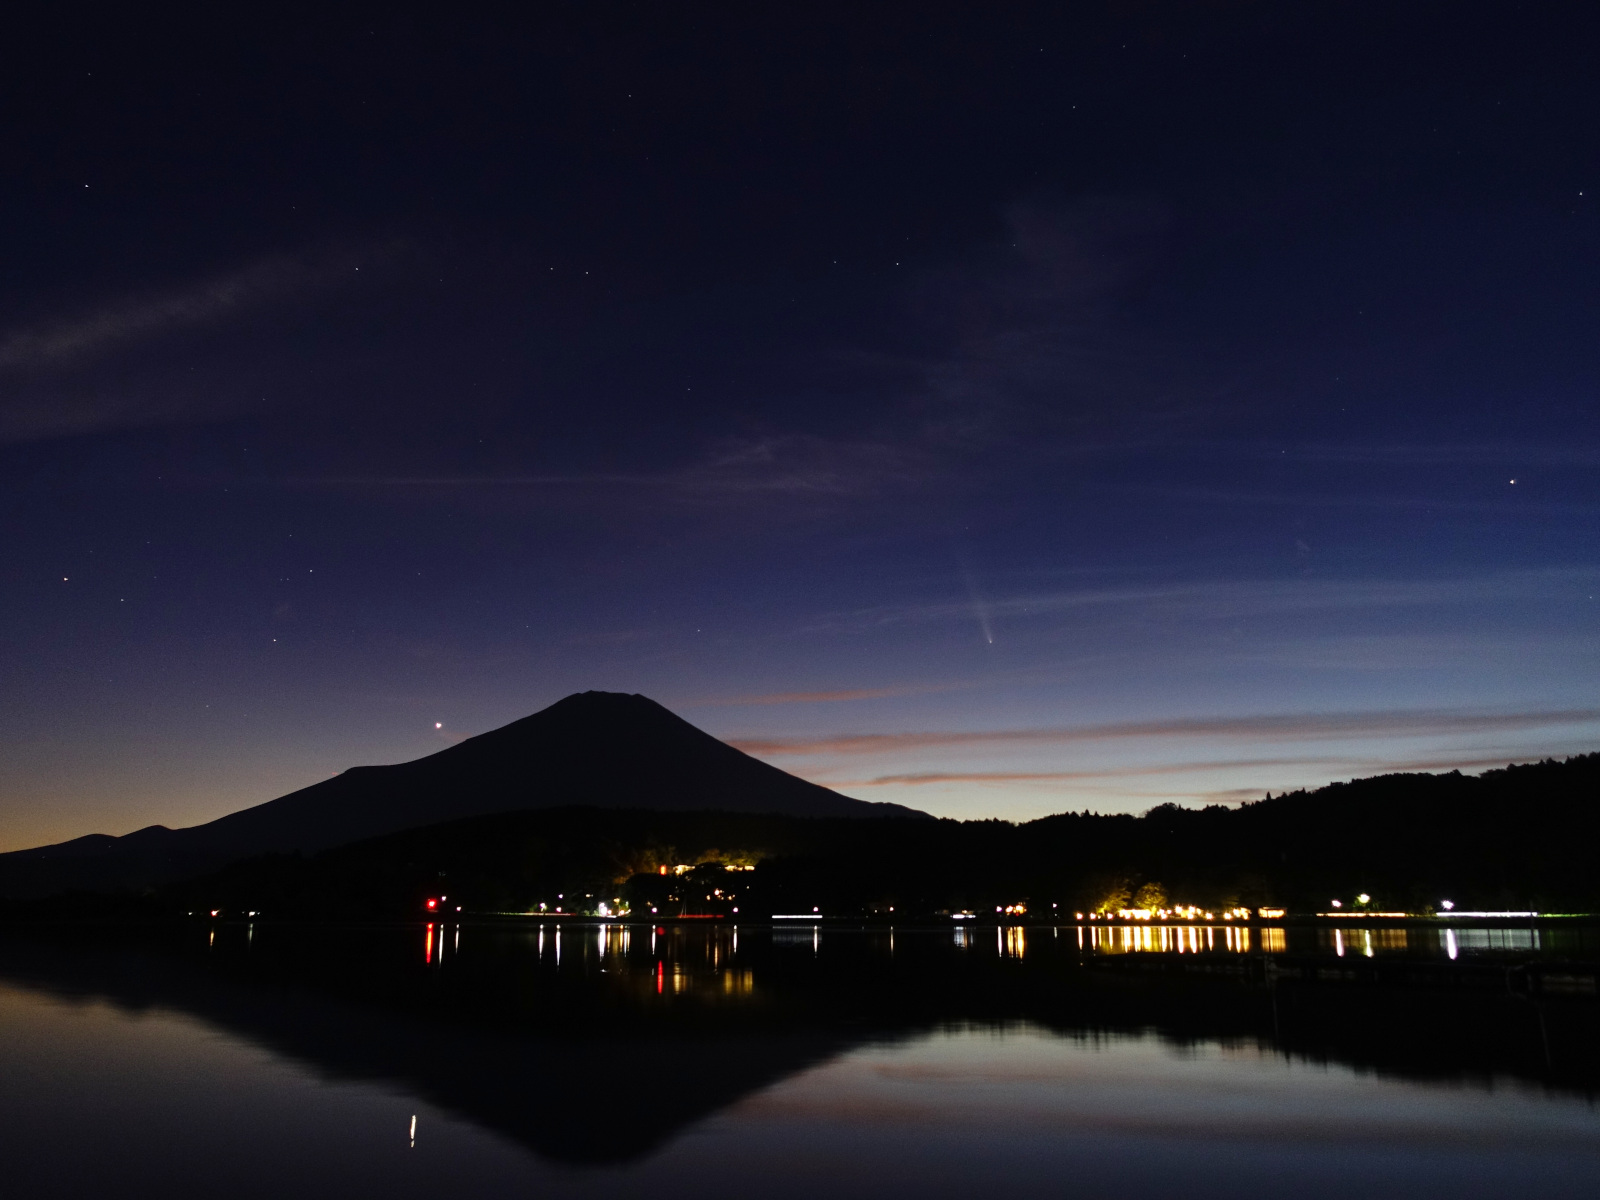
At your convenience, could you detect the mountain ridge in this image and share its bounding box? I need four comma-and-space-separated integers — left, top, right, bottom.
0, 691, 924, 898
84, 753, 1600, 920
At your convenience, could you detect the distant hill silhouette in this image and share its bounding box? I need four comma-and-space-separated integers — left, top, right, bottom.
0, 692, 923, 899
5, 702, 1594, 912
145, 753, 1600, 919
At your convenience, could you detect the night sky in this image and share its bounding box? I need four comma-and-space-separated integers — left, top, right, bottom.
3, 3, 1598, 851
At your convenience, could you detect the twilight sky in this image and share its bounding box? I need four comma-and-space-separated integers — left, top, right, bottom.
2, 3, 1598, 850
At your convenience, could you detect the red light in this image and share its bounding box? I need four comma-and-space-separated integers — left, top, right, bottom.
425, 899, 437, 910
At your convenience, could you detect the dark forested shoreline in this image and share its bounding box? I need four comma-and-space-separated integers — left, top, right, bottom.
10, 754, 1595, 921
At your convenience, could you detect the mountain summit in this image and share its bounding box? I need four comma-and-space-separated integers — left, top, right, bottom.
0, 691, 922, 898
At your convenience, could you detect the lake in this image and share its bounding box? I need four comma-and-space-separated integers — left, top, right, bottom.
0, 919, 1595, 1198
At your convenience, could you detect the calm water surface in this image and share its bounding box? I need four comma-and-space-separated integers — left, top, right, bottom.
0, 921, 1595, 1198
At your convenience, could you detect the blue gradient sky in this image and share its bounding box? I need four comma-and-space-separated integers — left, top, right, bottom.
2, 4, 1597, 850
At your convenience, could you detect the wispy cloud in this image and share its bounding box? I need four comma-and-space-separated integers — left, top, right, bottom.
694, 684, 948, 707
0, 253, 362, 372
1190, 787, 1277, 805
294, 433, 939, 504
1221, 442, 1600, 468
842, 757, 1348, 786
806, 569, 1600, 634
1099, 483, 1600, 518
733, 707, 1600, 758
1367, 752, 1585, 773
838, 750, 1575, 788
677, 435, 936, 497
0, 246, 395, 443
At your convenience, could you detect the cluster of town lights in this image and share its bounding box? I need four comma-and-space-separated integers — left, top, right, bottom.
1074, 905, 1256, 921
415, 891, 1514, 923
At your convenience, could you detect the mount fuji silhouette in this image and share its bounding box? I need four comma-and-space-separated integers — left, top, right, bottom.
0, 691, 923, 898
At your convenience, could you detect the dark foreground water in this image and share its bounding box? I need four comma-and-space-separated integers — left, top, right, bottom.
1, 920, 1596, 1198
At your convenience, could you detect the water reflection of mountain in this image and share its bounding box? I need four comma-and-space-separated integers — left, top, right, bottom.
0, 928, 891, 1165
0, 924, 1594, 1167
